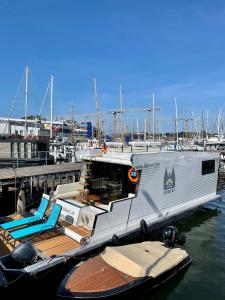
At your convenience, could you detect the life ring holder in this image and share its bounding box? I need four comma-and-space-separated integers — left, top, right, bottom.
128, 167, 139, 183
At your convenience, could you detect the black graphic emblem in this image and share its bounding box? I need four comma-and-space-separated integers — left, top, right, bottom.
164, 167, 175, 194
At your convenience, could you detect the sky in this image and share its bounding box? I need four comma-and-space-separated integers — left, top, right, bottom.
0, 0, 225, 133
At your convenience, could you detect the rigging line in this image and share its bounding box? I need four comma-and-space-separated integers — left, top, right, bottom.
29, 68, 44, 116
32, 82, 50, 135
3, 69, 25, 133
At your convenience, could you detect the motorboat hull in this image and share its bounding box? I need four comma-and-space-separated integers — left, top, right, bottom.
58, 246, 192, 299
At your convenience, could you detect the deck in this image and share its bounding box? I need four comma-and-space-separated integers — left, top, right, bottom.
0, 162, 81, 182
0, 213, 86, 258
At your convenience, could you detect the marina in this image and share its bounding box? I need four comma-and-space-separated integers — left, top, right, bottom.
1, 1, 225, 299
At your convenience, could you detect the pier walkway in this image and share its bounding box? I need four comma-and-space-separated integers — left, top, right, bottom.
0, 162, 81, 184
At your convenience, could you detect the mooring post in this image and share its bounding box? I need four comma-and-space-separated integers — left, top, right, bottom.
51, 174, 55, 191
59, 173, 62, 185
36, 176, 39, 192
44, 175, 48, 193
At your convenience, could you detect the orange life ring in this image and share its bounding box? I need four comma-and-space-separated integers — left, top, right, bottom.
128, 168, 139, 183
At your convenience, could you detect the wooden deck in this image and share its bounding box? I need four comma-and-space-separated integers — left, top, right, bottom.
33, 231, 80, 257
62, 222, 92, 237
65, 256, 135, 293
0, 238, 15, 256
0, 214, 83, 258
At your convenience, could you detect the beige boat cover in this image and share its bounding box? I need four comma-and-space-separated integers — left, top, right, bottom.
101, 241, 188, 278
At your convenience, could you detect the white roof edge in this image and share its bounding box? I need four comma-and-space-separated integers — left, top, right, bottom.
83, 155, 132, 166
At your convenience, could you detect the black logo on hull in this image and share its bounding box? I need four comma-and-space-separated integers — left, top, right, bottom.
164, 167, 175, 194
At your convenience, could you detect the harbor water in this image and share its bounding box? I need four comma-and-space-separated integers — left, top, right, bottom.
1, 176, 225, 299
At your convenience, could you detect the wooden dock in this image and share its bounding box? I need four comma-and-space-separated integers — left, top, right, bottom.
0, 162, 81, 183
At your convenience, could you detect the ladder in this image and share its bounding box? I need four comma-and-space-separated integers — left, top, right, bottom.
77, 158, 93, 201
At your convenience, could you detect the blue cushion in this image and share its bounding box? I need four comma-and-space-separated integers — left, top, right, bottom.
0, 197, 49, 231
10, 203, 62, 240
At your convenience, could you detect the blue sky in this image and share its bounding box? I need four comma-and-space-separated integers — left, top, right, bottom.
0, 0, 225, 132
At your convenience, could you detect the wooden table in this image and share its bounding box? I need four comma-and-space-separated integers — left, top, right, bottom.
73, 194, 101, 204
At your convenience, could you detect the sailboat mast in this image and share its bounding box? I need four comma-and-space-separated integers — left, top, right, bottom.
93, 78, 99, 141
152, 92, 155, 142
175, 97, 179, 150
144, 117, 146, 140
50, 75, 54, 139
120, 85, 125, 143
24, 66, 29, 138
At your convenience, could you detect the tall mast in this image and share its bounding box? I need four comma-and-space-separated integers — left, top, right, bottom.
217, 109, 221, 139
152, 92, 155, 142
144, 117, 147, 140
93, 78, 99, 141
136, 114, 139, 141
120, 84, 125, 143
50, 75, 54, 139
147, 109, 151, 140
71, 104, 74, 141
175, 97, 179, 150
24, 66, 29, 138
113, 112, 117, 142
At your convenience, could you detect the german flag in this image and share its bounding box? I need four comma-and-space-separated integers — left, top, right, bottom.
102, 143, 107, 153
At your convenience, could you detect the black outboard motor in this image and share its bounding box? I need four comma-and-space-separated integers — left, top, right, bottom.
11, 241, 37, 267
163, 226, 186, 248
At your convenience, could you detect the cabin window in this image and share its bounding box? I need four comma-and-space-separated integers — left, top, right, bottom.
202, 160, 215, 175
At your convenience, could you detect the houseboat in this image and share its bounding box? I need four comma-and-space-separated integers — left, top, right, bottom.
0, 149, 220, 287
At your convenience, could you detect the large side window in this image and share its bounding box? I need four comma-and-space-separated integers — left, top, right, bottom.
202, 160, 215, 175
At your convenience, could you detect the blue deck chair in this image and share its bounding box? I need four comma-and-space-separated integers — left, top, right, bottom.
0, 197, 49, 232
9, 203, 62, 243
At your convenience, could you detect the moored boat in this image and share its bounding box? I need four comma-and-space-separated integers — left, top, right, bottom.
57, 237, 191, 299
0, 149, 219, 288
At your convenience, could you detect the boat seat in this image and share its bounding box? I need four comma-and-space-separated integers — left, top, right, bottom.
51, 182, 85, 201
0, 197, 49, 236
7, 203, 62, 246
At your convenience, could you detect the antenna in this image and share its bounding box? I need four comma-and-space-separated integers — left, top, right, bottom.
24, 66, 29, 138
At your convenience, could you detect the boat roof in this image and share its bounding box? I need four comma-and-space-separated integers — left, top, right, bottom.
82, 149, 219, 167
101, 241, 189, 278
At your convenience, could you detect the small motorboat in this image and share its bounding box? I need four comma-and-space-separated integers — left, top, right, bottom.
58, 227, 191, 299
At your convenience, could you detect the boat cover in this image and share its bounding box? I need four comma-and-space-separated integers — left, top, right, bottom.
101, 241, 188, 278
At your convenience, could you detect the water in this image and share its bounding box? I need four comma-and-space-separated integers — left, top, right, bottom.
2, 177, 225, 299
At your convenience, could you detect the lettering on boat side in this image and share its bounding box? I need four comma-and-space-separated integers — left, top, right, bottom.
135, 162, 160, 169
62, 207, 75, 216
164, 167, 175, 194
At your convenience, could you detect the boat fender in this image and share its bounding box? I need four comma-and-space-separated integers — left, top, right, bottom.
140, 219, 148, 240
112, 234, 120, 246
128, 168, 139, 184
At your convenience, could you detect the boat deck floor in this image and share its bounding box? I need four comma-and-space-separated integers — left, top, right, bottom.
0, 213, 83, 258
65, 256, 135, 293
33, 231, 80, 257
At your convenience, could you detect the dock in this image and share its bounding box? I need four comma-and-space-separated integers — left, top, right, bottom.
0, 162, 82, 215
0, 163, 81, 184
